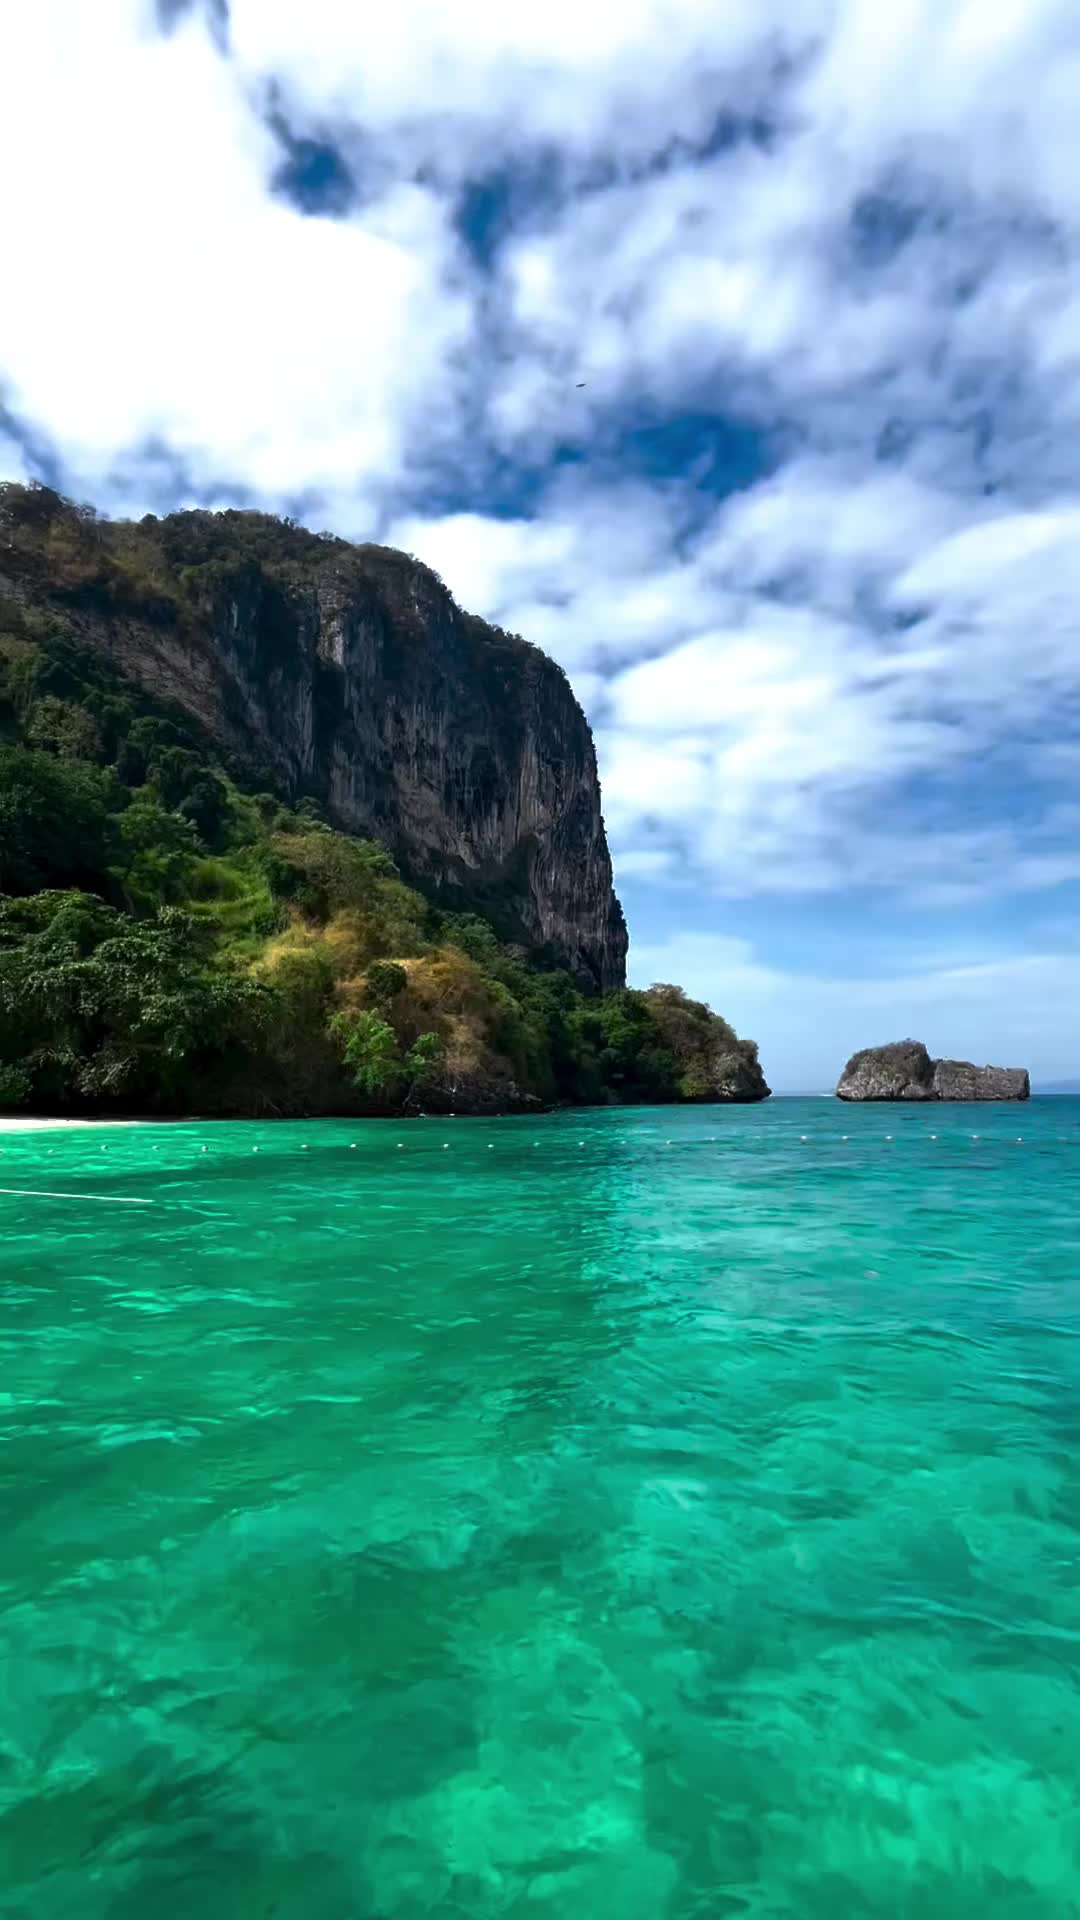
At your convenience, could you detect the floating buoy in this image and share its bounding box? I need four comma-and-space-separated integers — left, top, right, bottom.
349, 1143, 357, 1150
488, 1143, 494, 1149
253, 1146, 259, 1153
442, 1143, 449, 1150
397, 1142, 404, 1149
201, 1146, 207, 1153
801, 1135, 808, 1142
301, 1144, 308, 1151
885, 1134, 893, 1141
842, 1134, 849, 1141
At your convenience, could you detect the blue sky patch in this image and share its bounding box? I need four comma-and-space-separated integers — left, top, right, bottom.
155, 0, 228, 46
268, 115, 357, 217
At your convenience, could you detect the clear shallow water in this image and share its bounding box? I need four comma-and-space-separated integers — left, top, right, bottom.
3, 1099, 1080, 1918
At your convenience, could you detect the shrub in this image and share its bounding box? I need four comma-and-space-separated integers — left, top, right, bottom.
0, 748, 114, 896
365, 959, 408, 1004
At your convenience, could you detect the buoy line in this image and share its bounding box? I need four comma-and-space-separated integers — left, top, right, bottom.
2, 1128, 1045, 1173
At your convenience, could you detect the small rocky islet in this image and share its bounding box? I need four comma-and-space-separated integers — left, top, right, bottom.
837, 1039, 1030, 1102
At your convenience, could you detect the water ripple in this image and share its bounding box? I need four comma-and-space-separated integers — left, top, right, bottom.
3, 1102, 1080, 1915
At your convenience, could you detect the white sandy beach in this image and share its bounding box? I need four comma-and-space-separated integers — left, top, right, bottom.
0, 1117, 150, 1132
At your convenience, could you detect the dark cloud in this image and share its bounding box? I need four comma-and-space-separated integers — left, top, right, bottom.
454, 110, 782, 272
102, 437, 259, 516
849, 192, 924, 270
270, 132, 357, 218
607, 409, 775, 499
155, 0, 229, 48
0, 396, 65, 491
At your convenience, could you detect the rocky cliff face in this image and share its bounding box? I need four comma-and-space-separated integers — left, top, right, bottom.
0, 490, 627, 989
710, 1054, 771, 1102
930, 1059, 1030, 1102
837, 1040, 1030, 1101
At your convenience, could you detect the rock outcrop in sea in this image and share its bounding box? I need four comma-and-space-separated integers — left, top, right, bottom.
711, 1055, 771, 1103
837, 1040, 1030, 1102
930, 1058, 1031, 1101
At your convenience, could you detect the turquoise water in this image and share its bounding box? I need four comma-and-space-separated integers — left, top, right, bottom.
3, 1100, 1080, 1917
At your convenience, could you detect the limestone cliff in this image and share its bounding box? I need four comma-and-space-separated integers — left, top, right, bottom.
930, 1059, 1030, 1102
0, 488, 626, 989
837, 1040, 1030, 1102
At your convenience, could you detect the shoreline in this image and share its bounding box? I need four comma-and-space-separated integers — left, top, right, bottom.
0, 1096, 777, 1131
0, 1117, 153, 1132
0, 1091, 1055, 1135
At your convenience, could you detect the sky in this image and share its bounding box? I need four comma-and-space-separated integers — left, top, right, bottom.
3, 0, 1080, 1088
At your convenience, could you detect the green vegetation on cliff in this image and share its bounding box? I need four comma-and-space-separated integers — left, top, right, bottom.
0, 483, 767, 1115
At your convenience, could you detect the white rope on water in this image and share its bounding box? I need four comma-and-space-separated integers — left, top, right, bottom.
0, 1188, 155, 1205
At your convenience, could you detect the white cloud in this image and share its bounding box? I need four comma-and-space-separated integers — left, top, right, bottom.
387, 481, 712, 672
598, 733, 713, 837
226, 0, 817, 167
0, 2, 473, 510
3, 0, 1080, 940
892, 508, 1080, 604
7, 0, 1079, 504
397, 476, 1080, 901
692, 459, 973, 613
0, 429, 31, 488
801, 0, 1080, 224
612, 848, 677, 880
383, 511, 575, 616
886, 508, 1080, 725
